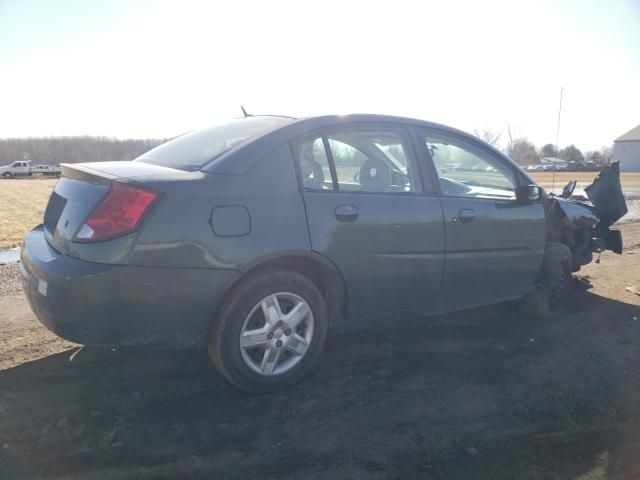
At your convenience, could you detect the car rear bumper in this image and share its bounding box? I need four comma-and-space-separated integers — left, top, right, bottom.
20, 225, 241, 348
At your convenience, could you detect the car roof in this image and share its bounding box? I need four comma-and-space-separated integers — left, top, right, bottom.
272, 113, 469, 133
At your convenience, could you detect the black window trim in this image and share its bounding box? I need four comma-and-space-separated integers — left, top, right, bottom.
321, 135, 340, 191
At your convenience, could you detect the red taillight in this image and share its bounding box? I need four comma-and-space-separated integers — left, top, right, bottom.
73, 183, 159, 242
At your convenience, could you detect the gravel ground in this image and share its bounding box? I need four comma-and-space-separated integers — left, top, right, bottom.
0, 263, 21, 297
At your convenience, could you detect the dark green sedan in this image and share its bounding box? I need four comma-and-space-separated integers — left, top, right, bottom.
19, 114, 625, 392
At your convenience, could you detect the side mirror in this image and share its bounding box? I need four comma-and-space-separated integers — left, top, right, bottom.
515, 184, 542, 204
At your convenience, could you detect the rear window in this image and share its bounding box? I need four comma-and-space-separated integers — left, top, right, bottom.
135, 116, 292, 171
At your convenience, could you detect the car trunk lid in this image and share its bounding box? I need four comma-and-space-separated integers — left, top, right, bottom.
43, 162, 189, 255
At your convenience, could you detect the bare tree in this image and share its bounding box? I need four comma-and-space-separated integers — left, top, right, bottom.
509, 138, 540, 166
473, 128, 501, 148
540, 144, 557, 157
600, 145, 614, 164
505, 123, 517, 157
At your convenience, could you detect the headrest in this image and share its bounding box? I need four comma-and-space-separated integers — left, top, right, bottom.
301, 160, 325, 189
359, 158, 391, 191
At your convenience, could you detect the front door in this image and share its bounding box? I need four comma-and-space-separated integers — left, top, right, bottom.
293, 125, 445, 320
416, 129, 546, 307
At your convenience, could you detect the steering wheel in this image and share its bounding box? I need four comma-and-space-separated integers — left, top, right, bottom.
439, 177, 472, 196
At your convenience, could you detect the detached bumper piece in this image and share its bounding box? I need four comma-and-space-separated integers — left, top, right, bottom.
585, 161, 628, 229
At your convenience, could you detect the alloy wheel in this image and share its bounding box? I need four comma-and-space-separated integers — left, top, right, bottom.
239, 292, 314, 376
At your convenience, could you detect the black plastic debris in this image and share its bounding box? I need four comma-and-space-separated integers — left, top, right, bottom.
585, 162, 628, 229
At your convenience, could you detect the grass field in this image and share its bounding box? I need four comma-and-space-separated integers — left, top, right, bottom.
1, 172, 639, 249
531, 171, 640, 190
0, 179, 58, 248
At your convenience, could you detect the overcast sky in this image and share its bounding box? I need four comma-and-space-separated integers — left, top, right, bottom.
1, 0, 638, 151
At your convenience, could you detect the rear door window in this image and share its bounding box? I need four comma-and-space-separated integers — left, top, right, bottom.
293, 126, 419, 194
292, 136, 334, 190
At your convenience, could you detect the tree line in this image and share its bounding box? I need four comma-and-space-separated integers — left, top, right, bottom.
0, 136, 168, 166
474, 127, 613, 170
0, 131, 614, 171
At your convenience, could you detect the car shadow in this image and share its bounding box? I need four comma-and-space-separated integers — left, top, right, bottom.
2, 290, 640, 479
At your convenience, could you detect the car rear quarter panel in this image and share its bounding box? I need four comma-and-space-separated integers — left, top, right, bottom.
128, 144, 311, 270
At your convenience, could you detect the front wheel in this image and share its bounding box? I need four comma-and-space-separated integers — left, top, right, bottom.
521, 242, 572, 316
207, 270, 328, 393
3, 172, 13, 179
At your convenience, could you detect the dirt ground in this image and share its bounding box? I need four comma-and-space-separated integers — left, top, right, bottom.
0, 224, 638, 479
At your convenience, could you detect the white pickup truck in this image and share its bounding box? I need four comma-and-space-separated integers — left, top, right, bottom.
0, 161, 61, 179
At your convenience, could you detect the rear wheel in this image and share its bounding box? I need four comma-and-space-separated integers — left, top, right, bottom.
208, 270, 328, 392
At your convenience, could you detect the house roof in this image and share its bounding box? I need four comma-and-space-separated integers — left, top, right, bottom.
615, 124, 640, 142
541, 157, 567, 165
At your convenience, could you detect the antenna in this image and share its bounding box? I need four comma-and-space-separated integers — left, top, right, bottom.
552, 86, 563, 194
241, 105, 249, 118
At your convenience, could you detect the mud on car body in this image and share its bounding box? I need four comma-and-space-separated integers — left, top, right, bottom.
19, 114, 628, 392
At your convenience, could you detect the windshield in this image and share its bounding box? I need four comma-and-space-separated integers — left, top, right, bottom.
135, 116, 292, 171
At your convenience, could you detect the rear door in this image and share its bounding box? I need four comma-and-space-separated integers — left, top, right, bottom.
292, 124, 445, 321
415, 128, 546, 307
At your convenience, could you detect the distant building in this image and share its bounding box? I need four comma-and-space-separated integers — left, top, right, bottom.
614, 124, 640, 172
540, 157, 568, 166
526, 157, 567, 172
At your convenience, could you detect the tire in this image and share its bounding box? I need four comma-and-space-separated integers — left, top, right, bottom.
521, 242, 572, 316
207, 269, 329, 393
3, 172, 13, 179
544, 243, 572, 311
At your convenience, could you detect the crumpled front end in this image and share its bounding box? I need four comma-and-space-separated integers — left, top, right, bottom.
544, 162, 627, 271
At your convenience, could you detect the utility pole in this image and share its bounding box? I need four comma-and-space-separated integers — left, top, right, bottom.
552, 86, 563, 194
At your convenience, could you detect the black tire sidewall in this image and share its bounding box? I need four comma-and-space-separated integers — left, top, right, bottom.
549, 251, 571, 310
208, 270, 328, 392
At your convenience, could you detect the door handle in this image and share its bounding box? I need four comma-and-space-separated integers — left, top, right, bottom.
335, 204, 358, 222
455, 208, 475, 224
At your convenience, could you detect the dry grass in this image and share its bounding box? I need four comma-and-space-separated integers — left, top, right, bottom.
530, 171, 640, 188
0, 179, 57, 248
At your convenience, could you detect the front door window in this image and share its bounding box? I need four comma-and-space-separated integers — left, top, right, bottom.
425, 133, 516, 199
